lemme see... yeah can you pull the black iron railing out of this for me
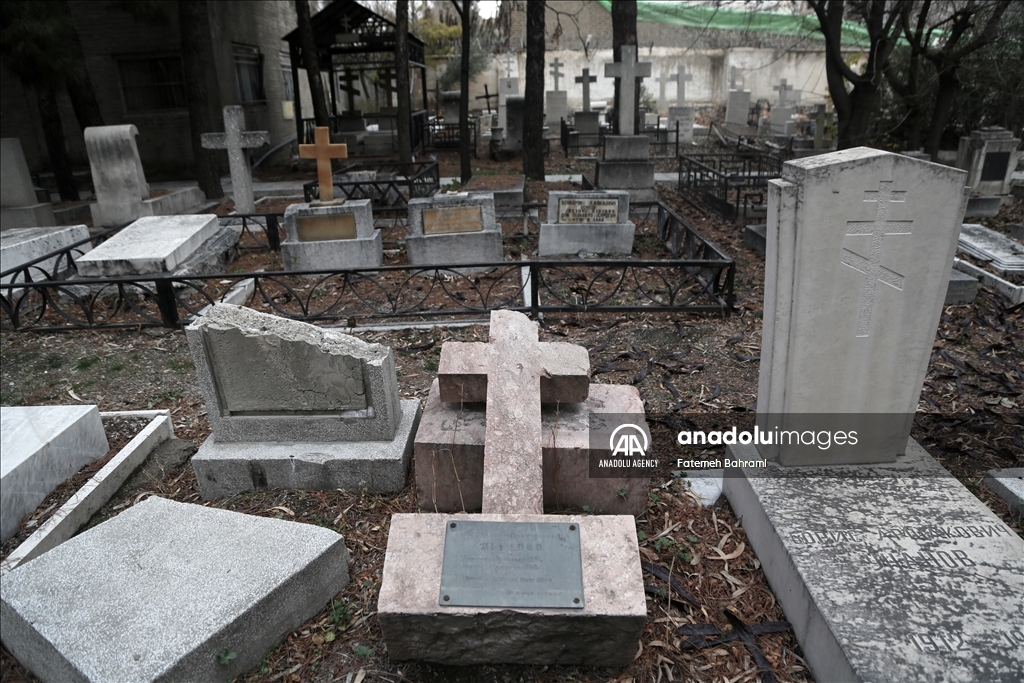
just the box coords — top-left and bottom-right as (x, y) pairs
(560, 118), (607, 157)
(301, 111), (428, 154)
(302, 161), (440, 208)
(422, 119), (479, 158)
(677, 152), (782, 220)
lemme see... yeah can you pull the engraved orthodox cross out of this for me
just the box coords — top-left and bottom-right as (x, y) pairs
(605, 45), (652, 135)
(438, 310), (589, 514)
(549, 58), (565, 91)
(299, 127), (348, 203)
(575, 68), (597, 112)
(841, 181), (912, 338)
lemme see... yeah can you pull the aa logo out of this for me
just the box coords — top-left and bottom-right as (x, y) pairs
(610, 424), (648, 457)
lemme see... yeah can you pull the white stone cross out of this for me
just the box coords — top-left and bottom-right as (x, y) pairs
(503, 52), (516, 77)
(841, 181), (913, 338)
(437, 310), (589, 514)
(575, 68), (597, 112)
(549, 57), (565, 92)
(201, 106), (269, 214)
(675, 69), (693, 105)
(656, 71), (671, 113)
(774, 79), (794, 107)
(604, 45), (652, 135)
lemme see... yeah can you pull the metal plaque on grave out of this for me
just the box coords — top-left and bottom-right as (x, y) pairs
(438, 520), (585, 608)
(296, 213), (357, 241)
(423, 205), (484, 234)
(981, 151), (1011, 183)
(558, 197), (619, 224)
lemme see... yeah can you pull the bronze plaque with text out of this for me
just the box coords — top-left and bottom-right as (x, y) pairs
(423, 206), (484, 235)
(296, 213), (357, 241)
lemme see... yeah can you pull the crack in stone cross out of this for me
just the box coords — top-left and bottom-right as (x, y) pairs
(841, 181), (913, 338)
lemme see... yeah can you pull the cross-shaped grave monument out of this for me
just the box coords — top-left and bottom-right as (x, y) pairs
(656, 71), (671, 114)
(502, 52), (516, 76)
(575, 67), (597, 112)
(475, 84), (496, 112)
(376, 67), (396, 108)
(813, 103), (834, 150)
(378, 310), (646, 665)
(546, 57), (568, 126)
(774, 78), (794, 106)
(675, 68), (693, 105)
(548, 57), (564, 92)
(299, 126), (348, 203)
(337, 69), (361, 112)
(604, 44), (651, 135)
(201, 106), (269, 214)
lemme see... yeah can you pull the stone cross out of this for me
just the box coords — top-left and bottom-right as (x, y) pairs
(201, 106), (269, 214)
(675, 69), (693, 105)
(575, 68), (597, 112)
(299, 127), (348, 203)
(774, 78), (794, 107)
(475, 84), (496, 111)
(841, 181), (913, 338)
(437, 310), (589, 514)
(604, 45), (652, 135)
(338, 69), (361, 112)
(503, 52), (515, 77)
(548, 57), (565, 91)
(377, 68), (396, 108)
(656, 71), (671, 113)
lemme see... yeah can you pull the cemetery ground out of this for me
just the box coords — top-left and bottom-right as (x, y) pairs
(1, 161), (1022, 683)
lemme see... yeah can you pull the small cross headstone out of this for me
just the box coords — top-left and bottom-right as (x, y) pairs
(675, 69), (693, 105)
(438, 310), (589, 514)
(604, 45), (652, 135)
(475, 84), (496, 112)
(201, 106), (269, 214)
(773, 78), (794, 107)
(299, 127), (348, 203)
(575, 68), (597, 112)
(656, 71), (671, 114)
(503, 52), (515, 77)
(548, 57), (565, 92)
(337, 69), (361, 112)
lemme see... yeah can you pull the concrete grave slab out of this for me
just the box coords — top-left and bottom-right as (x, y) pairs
(985, 468), (1023, 514)
(958, 223), (1024, 274)
(405, 193), (502, 269)
(725, 89), (751, 127)
(0, 496), (349, 683)
(75, 214), (219, 277)
(724, 440), (1024, 683)
(744, 223), (766, 255)
(463, 174), (524, 209)
(281, 198), (382, 271)
(952, 257), (1024, 305)
(1, 225), (90, 283)
(378, 512), (646, 667)
(539, 190), (634, 256)
(0, 405), (109, 543)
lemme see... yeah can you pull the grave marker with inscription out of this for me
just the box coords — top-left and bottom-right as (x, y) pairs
(955, 127), (1021, 197)
(281, 198), (380, 270)
(540, 190), (634, 256)
(406, 193), (502, 269)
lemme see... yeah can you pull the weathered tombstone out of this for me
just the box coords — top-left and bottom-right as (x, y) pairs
(574, 110), (601, 136)
(0, 405), (108, 542)
(545, 57), (568, 125)
(575, 67), (597, 112)
(188, 304), (421, 497)
(75, 214), (236, 278)
(656, 71), (671, 114)
(0, 225), (90, 285)
(667, 105), (695, 145)
(504, 94), (525, 151)
(603, 45), (652, 135)
(441, 91), (461, 123)
(722, 147), (1024, 683)
(773, 78), (794, 106)
(538, 189), (634, 256)
(0, 496), (349, 683)
(405, 192), (503, 268)
(200, 106), (269, 214)
(770, 105), (795, 135)
(497, 77), (519, 133)
(725, 89), (751, 126)
(956, 127), (1021, 196)
(594, 135), (656, 203)
(378, 310), (647, 666)
(0, 138), (55, 230)
(813, 103), (835, 151)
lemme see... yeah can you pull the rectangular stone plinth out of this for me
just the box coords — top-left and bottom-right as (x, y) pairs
(76, 214), (219, 277)
(281, 231), (382, 270)
(192, 399), (421, 498)
(415, 381), (648, 515)
(0, 496), (348, 683)
(1, 405), (109, 542)
(538, 221), (635, 256)
(595, 161), (655, 190)
(378, 512), (646, 666)
(723, 440), (1024, 683)
(406, 230), (503, 270)
(282, 199), (381, 270)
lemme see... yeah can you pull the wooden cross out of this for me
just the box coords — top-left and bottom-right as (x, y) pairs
(675, 69), (693, 105)
(377, 68), (396, 108)
(438, 310), (590, 514)
(475, 84), (496, 111)
(548, 57), (565, 91)
(575, 68), (597, 112)
(774, 79), (794, 107)
(299, 126), (348, 203)
(604, 45), (652, 135)
(337, 69), (361, 112)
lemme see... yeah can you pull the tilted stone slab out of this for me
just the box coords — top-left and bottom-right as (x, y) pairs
(0, 405), (108, 542)
(958, 223), (1024, 274)
(378, 512), (646, 667)
(723, 440), (1024, 683)
(415, 380), (649, 515)
(0, 496), (349, 683)
(76, 214), (219, 277)
(1, 225), (90, 284)
(187, 304), (402, 443)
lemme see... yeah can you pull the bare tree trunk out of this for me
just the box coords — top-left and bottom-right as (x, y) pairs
(455, 0), (472, 183)
(295, 0), (330, 128)
(36, 87), (79, 201)
(522, 0), (545, 179)
(924, 70), (960, 159)
(179, 0), (223, 200)
(57, 0), (104, 130)
(611, 0), (638, 135)
(395, 0), (413, 163)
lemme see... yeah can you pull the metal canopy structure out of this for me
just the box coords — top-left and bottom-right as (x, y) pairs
(283, 0), (429, 147)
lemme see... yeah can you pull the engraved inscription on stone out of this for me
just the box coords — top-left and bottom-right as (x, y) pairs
(438, 520), (584, 608)
(203, 327), (366, 415)
(558, 197), (619, 224)
(296, 213), (357, 241)
(423, 206), (483, 235)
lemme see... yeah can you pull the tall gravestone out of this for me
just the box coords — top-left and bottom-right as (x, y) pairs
(596, 47), (656, 203)
(497, 77), (518, 133)
(668, 105), (695, 145)
(725, 89), (751, 126)
(0, 138), (54, 230)
(504, 95), (525, 151)
(723, 147), (1024, 683)
(545, 58), (568, 125)
(441, 91), (461, 123)
(674, 68), (693, 106)
(201, 106), (268, 214)
(956, 126), (1021, 197)
(378, 311), (646, 666)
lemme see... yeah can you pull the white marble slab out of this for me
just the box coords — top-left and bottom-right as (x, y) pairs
(76, 214), (219, 277)
(958, 223), (1024, 274)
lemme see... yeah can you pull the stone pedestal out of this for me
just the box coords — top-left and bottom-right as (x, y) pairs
(539, 189), (634, 256)
(667, 106), (694, 145)
(594, 136), (656, 204)
(281, 198), (382, 271)
(725, 89), (751, 126)
(574, 111), (601, 136)
(406, 193), (503, 269)
(955, 127), (1021, 196)
(545, 91), (568, 127)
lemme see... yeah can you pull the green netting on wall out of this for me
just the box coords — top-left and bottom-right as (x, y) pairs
(594, 0), (873, 47)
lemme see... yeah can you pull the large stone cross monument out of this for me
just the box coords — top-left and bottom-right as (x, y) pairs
(675, 68), (693, 105)
(201, 106), (269, 214)
(299, 126), (348, 203)
(604, 45), (651, 135)
(575, 67), (597, 113)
